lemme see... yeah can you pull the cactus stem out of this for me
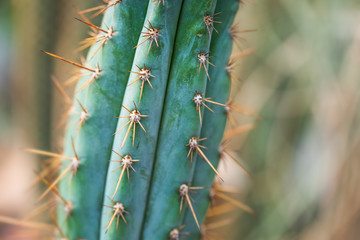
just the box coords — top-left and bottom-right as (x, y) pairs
(204, 12), (222, 39)
(179, 184), (204, 230)
(111, 151), (140, 200)
(198, 52), (215, 81)
(113, 102), (148, 148)
(104, 199), (128, 233)
(128, 64), (155, 104)
(134, 20), (162, 58)
(186, 137), (224, 182)
(75, 18), (114, 59)
(229, 24), (256, 50)
(193, 91), (227, 126)
(169, 225), (188, 240)
(42, 51), (102, 91)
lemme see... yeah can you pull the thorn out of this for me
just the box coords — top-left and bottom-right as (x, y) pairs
(25, 144), (80, 201)
(75, 18), (114, 59)
(192, 91), (227, 126)
(42, 51), (101, 91)
(0, 216), (54, 231)
(198, 52), (215, 81)
(134, 20), (162, 58)
(49, 210), (66, 239)
(67, 100), (90, 134)
(113, 103), (148, 149)
(128, 64), (155, 103)
(186, 137), (223, 181)
(207, 203), (235, 217)
(169, 225), (189, 240)
(51, 75), (72, 106)
(211, 184), (254, 214)
(34, 171), (70, 209)
(178, 184), (204, 231)
(204, 12), (222, 39)
(226, 48), (255, 86)
(223, 123), (256, 140)
(104, 201), (128, 233)
(229, 23), (256, 50)
(42, 51), (95, 72)
(79, 0), (123, 19)
(225, 101), (261, 128)
(219, 144), (251, 177)
(110, 152), (140, 199)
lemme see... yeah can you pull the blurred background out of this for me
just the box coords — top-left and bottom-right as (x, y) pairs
(0, 0), (359, 239)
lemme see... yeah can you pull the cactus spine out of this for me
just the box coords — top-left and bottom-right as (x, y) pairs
(38, 0), (243, 239)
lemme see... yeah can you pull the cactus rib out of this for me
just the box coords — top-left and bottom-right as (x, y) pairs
(58, 2), (148, 239)
(100, 1), (183, 239)
(182, 0), (240, 238)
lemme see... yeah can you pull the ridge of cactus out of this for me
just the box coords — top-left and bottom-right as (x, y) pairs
(58, 2), (148, 239)
(100, 1), (183, 239)
(182, 0), (240, 238)
(140, 1), (218, 239)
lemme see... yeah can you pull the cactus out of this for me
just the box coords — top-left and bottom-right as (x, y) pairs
(24, 0), (248, 239)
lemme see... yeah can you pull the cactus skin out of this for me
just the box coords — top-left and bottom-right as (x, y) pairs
(59, 2), (148, 239)
(54, 0), (240, 239)
(140, 1), (217, 239)
(100, 1), (182, 239)
(183, 0), (239, 238)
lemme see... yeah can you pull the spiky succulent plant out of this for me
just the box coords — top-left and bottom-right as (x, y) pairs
(20, 0), (253, 239)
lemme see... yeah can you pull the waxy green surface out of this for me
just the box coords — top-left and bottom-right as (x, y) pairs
(100, 1), (182, 239)
(141, 0), (217, 239)
(59, 1), (148, 239)
(183, 0), (239, 239)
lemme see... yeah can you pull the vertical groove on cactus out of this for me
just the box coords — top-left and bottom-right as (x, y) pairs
(58, 2), (148, 239)
(140, 1), (217, 239)
(182, 0), (240, 238)
(100, 1), (183, 239)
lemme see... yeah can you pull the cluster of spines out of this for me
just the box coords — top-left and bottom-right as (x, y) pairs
(0, 0), (258, 239)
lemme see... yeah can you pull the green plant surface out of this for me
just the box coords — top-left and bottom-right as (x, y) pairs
(100, 1), (182, 239)
(58, 1), (148, 239)
(182, 0), (239, 238)
(140, 1), (218, 239)
(36, 0), (243, 239)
